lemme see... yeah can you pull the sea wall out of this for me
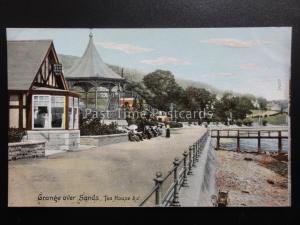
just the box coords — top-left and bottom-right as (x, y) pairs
(8, 141), (46, 160)
(80, 133), (128, 147)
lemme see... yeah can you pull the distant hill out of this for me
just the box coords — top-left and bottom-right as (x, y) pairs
(58, 54), (229, 96)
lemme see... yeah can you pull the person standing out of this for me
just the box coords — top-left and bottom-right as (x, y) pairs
(166, 123), (170, 138)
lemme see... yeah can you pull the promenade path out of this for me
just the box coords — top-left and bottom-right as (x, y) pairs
(9, 126), (206, 206)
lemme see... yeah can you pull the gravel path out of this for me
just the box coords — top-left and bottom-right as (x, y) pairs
(9, 126), (206, 206)
(215, 150), (289, 206)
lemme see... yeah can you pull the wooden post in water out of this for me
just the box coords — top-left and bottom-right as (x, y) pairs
(257, 131), (261, 153)
(216, 130), (220, 150)
(278, 131), (282, 153)
(236, 130), (240, 152)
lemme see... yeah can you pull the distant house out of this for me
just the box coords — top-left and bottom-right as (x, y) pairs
(8, 40), (80, 150)
(266, 102), (281, 111)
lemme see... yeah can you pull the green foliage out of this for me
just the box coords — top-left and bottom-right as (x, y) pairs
(264, 113), (288, 125)
(142, 70), (186, 111)
(257, 97), (268, 110)
(8, 128), (25, 143)
(213, 92), (255, 122)
(184, 86), (216, 111)
(235, 119), (243, 126)
(262, 118), (268, 126)
(169, 121), (183, 128)
(243, 118), (253, 126)
(80, 115), (124, 136)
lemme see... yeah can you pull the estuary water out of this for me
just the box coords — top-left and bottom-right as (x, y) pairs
(210, 124), (289, 153)
(218, 138), (289, 152)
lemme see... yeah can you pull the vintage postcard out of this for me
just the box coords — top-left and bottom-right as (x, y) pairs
(7, 28), (291, 207)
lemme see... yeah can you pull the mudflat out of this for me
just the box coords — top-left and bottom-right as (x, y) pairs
(215, 150), (289, 206)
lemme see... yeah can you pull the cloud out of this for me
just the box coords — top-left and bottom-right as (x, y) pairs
(239, 63), (259, 69)
(209, 72), (236, 78)
(201, 38), (268, 48)
(96, 41), (154, 54)
(140, 57), (191, 65)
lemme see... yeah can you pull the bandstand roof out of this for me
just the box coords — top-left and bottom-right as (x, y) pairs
(65, 33), (124, 81)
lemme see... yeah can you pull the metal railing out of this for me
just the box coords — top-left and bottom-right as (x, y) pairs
(138, 130), (209, 207)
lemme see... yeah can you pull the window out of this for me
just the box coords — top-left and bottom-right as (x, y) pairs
(51, 96), (65, 128)
(33, 96), (50, 128)
(68, 96), (74, 129)
(74, 98), (79, 129)
(9, 95), (19, 106)
(32, 95), (65, 129)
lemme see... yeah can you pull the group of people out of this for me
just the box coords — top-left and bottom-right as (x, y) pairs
(127, 122), (171, 142)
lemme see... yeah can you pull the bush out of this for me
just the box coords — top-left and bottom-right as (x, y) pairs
(236, 119), (243, 126)
(8, 128), (25, 143)
(169, 121), (183, 128)
(80, 115), (125, 136)
(243, 118), (253, 126)
(262, 118), (268, 126)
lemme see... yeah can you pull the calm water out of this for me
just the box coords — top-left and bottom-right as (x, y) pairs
(210, 125), (289, 153)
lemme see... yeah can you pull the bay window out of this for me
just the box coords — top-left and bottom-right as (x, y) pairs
(51, 96), (65, 128)
(32, 95), (79, 130)
(68, 96), (74, 129)
(33, 95), (50, 128)
(74, 97), (79, 129)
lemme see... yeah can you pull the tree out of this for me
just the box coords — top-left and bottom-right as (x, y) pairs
(184, 86), (216, 111)
(137, 70), (185, 111)
(257, 97), (268, 110)
(233, 96), (255, 120)
(213, 92), (255, 122)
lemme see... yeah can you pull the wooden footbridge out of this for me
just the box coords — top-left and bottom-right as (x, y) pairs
(210, 127), (288, 153)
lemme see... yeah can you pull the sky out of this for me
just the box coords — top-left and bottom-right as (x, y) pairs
(7, 28), (291, 101)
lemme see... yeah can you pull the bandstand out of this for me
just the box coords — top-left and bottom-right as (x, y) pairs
(65, 32), (126, 119)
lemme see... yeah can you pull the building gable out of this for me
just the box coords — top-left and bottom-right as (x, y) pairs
(30, 43), (68, 90)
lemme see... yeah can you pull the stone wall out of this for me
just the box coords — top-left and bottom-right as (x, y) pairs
(23, 130), (80, 151)
(8, 141), (46, 160)
(80, 133), (128, 147)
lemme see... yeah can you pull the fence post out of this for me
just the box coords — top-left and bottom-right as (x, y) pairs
(182, 150), (189, 187)
(188, 146), (193, 175)
(257, 131), (261, 153)
(195, 141), (199, 162)
(171, 157), (180, 207)
(154, 171), (163, 207)
(278, 131), (282, 153)
(197, 138), (201, 156)
(216, 130), (220, 150)
(236, 130), (240, 152)
(192, 143), (197, 167)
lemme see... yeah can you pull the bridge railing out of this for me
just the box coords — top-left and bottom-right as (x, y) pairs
(138, 131), (209, 207)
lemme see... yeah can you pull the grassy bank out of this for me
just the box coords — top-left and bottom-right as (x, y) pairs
(253, 113), (288, 125)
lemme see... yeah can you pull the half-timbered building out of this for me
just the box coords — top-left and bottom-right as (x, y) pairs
(8, 40), (80, 150)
